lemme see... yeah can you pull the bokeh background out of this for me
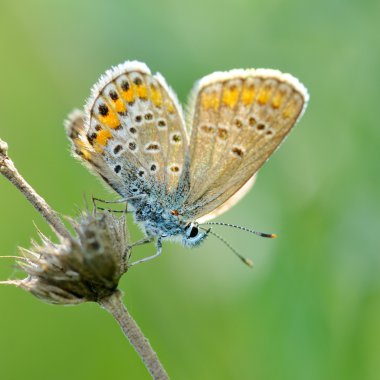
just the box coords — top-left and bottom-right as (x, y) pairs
(0, 0), (379, 379)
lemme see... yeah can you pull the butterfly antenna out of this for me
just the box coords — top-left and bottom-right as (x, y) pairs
(200, 227), (253, 268)
(202, 222), (277, 239)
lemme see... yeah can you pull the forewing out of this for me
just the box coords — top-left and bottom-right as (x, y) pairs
(66, 61), (188, 200)
(182, 69), (309, 220)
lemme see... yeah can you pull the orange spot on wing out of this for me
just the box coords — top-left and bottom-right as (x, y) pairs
(150, 85), (163, 107)
(74, 138), (94, 159)
(222, 86), (239, 108)
(81, 149), (92, 160)
(113, 98), (126, 113)
(122, 88), (135, 103)
(201, 91), (219, 111)
(96, 129), (112, 146)
(271, 91), (285, 109)
(99, 112), (120, 129)
(257, 85), (274, 105)
(165, 99), (175, 113)
(134, 83), (148, 100)
(242, 85), (255, 105)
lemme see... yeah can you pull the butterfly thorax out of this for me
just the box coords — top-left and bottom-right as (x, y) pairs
(132, 198), (183, 237)
(131, 197), (208, 247)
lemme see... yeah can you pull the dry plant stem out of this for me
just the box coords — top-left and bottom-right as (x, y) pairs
(99, 290), (170, 380)
(0, 138), (71, 240)
(0, 138), (169, 378)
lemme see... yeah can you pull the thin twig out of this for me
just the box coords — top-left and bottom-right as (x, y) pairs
(99, 290), (170, 380)
(0, 138), (71, 240)
(1, 138), (170, 378)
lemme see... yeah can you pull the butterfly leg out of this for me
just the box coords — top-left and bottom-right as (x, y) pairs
(128, 236), (154, 249)
(129, 237), (162, 267)
(92, 196), (131, 205)
(123, 235), (154, 262)
(123, 235), (154, 263)
(92, 194), (146, 213)
(94, 206), (133, 214)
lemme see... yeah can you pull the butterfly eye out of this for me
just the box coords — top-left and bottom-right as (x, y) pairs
(189, 226), (199, 238)
(185, 223), (199, 239)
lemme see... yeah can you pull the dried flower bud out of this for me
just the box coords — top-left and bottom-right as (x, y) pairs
(5, 210), (130, 305)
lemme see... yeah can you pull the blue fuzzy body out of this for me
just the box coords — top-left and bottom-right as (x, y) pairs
(129, 196), (207, 247)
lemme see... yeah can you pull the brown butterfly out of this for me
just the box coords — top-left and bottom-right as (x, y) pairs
(66, 61), (309, 266)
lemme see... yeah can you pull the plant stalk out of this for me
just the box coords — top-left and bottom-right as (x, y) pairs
(99, 290), (169, 380)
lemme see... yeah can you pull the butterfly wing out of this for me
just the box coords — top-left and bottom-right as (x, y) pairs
(66, 61), (189, 203)
(181, 69), (309, 221)
(196, 173), (257, 224)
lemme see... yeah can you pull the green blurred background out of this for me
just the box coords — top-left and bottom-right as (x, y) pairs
(0, 0), (379, 379)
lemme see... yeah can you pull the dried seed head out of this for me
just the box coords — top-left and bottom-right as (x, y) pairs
(4, 210), (130, 305)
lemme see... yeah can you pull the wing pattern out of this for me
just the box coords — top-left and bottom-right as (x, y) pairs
(66, 61), (189, 202)
(181, 69), (309, 220)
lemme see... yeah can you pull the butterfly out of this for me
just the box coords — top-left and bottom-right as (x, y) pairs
(65, 61), (309, 266)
